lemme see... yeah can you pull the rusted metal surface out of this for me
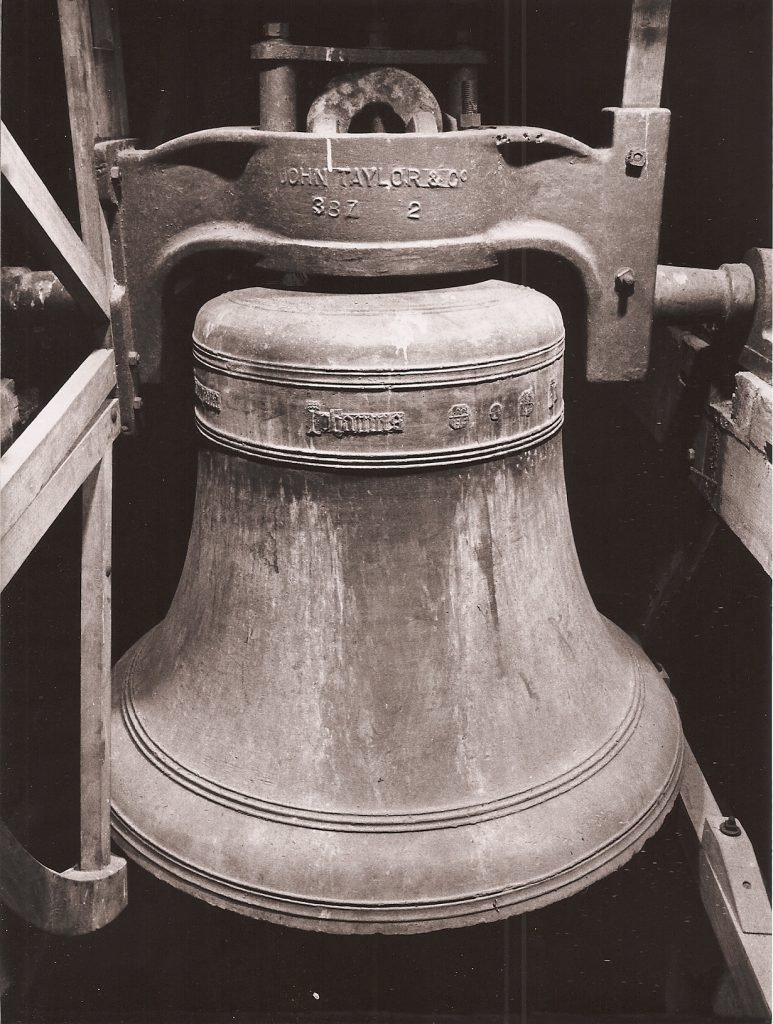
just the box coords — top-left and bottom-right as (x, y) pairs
(1, 267), (76, 318)
(739, 247), (772, 383)
(307, 67), (442, 134)
(250, 40), (488, 67)
(653, 262), (756, 325)
(100, 107), (669, 394)
(111, 280), (683, 933)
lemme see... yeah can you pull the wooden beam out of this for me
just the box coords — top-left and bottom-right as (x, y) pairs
(0, 349), (116, 538)
(691, 372), (772, 576)
(0, 123), (110, 322)
(58, 0), (139, 430)
(80, 448), (113, 870)
(89, 0), (130, 140)
(622, 0), (672, 108)
(57, 0), (111, 271)
(0, 820), (126, 936)
(1, 399), (119, 590)
(679, 744), (772, 1019)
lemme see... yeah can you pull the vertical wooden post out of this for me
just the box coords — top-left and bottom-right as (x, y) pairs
(56, 0), (111, 275)
(79, 448), (113, 870)
(89, 0), (130, 141)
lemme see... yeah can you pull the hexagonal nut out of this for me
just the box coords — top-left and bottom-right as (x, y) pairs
(614, 268), (636, 294)
(458, 111), (482, 129)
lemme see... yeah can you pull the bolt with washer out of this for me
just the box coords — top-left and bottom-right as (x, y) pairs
(719, 816), (742, 838)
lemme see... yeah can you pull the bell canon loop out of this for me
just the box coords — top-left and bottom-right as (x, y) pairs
(111, 279), (684, 934)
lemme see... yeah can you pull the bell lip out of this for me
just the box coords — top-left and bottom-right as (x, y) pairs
(119, 606), (643, 833)
(110, 732), (683, 934)
(110, 667), (684, 935)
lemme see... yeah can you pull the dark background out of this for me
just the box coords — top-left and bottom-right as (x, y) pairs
(1, 0), (771, 1020)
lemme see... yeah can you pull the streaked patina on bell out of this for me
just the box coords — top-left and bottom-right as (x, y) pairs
(111, 280), (683, 933)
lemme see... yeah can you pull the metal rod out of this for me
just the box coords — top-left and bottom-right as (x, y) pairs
(259, 22), (297, 132)
(654, 263), (756, 324)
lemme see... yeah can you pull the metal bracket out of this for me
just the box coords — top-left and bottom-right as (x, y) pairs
(100, 106), (669, 391)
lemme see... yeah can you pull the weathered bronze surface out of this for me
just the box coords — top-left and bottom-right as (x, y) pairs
(111, 280), (684, 933)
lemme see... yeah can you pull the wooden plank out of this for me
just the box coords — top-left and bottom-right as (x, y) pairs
(0, 820), (126, 935)
(691, 373), (772, 576)
(58, 1), (139, 429)
(1, 123), (110, 322)
(679, 744), (772, 1019)
(622, 0), (672, 107)
(89, 0), (130, 140)
(0, 349), (116, 537)
(57, 0), (111, 271)
(80, 448), (112, 870)
(1, 399), (119, 590)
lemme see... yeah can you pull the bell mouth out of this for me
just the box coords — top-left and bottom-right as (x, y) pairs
(111, 623), (683, 935)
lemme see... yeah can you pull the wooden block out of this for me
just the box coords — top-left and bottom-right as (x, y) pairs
(0, 398), (119, 590)
(691, 372), (772, 576)
(0, 820), (126, 936)
(0, 348), (116, 537)
(0, 123), (110, 322)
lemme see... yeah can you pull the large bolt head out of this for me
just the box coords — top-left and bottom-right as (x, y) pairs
(615, 268), (636, 294)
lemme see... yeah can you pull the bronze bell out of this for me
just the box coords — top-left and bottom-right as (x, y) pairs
(111, 279), (684, 933)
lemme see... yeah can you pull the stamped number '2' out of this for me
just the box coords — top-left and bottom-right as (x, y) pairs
(407, 201), (421, 220)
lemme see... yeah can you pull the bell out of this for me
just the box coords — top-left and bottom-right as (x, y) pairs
(111, 279), (684, 934)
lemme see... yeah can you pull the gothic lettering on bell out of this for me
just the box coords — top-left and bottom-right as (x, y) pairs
(279, 166), (469, 189)
(448, 403), (471, 430)
(306, 402), (405, 438)
(489, 401), (503, 423)
(518, 388), (535, 418)
(193, 375), (222, 411)
(548, 379), (558, 411)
